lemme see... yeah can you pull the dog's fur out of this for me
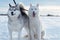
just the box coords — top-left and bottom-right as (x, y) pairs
(8, 4), (25, 40)
(8, 3), (30, 40)
(19, 3), (31, 38)
(28, 4), (43, 40)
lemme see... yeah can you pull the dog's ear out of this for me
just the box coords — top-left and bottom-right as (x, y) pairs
(16, 4), (18, 7)
(37, 4), (39, 7)
(13, 0), (16, 5)
(9, 4), (12, 7)
(30, 3), (32, 7)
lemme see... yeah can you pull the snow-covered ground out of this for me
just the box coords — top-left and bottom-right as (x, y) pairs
(0, 16), (60, 40)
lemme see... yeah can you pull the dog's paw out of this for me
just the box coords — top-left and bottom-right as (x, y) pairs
(41, 31), (45, 39)
(34, 34), (38, 39)
(24, 35), (29, 38)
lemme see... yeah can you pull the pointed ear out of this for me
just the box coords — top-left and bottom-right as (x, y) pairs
(13, 0), (16, 5)
(30, 3), (32, 7)
(37, 4), (39, 7)
(9, 4), (12, 7)
(16, 4), (18, 7)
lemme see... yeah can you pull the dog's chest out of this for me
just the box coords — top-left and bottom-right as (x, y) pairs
(30, 17), (40, 27)
(8, 20), (22, 31)
(11, 21), (20, 25)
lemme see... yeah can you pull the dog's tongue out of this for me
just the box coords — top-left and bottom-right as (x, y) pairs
(33, 12), (35, 17)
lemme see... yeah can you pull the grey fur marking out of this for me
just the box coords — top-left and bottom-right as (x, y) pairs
(8, 4), (20, 22)
(13, 0), (16, 5)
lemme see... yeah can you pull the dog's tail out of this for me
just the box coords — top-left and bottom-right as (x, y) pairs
(19, 3), (28, 17)
(13, 0), (17, 5)
(19, 3), (28, 11)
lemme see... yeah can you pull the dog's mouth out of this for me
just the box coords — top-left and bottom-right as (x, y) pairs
(33, 11), (35, 17)
(11, 12), (14, 16)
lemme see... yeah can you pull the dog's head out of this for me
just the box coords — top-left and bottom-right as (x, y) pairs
(8, 4), (21, 20)
(28, 4), (39, 17)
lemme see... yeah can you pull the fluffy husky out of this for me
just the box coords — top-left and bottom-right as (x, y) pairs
(19, 3), (30, 37)
(8, 3), (24, 40)
(8, 0), (30, 40)
(28, 4), (44, 40)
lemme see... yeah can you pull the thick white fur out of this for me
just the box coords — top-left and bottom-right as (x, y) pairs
(28, 4), (43, 40)
(8, 5), (24, 40)
(18, 3), (31, 39)
(8, 3), (31, 40)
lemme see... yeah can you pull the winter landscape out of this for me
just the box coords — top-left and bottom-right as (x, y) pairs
(0, 0), (60, 40)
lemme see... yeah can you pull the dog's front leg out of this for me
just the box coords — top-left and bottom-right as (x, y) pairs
(18, 26), (23, 40)
(9, 31), (12, 40)
(30, 29), (35, 40)
(36, 28), (41, 40)
(18, 31), (21, 40)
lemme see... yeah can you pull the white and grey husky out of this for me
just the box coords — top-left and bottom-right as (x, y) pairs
(8, 0), (30, 40)
(28, 4), (44, 40)
(8, 3), (24, 40)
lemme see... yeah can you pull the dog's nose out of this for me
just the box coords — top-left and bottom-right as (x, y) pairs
(33, 11), (35, 17)
(33, 11), (35, 14)
(33, 11), (35, 13)
(11, 12), (14, 15)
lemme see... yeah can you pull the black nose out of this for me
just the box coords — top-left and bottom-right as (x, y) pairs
(33, 11), (35, 14)
(33, 11), (35, 17)
(33, 11), (35, 13)
(11, 12), (14, 15)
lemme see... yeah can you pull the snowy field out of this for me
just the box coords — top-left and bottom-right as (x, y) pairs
(0, 0), (60, 40)
(0, 16), (60, 40)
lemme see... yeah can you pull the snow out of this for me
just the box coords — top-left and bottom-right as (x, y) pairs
(0, 16), (60, 40)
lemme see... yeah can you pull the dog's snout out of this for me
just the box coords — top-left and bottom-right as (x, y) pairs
(33, 11), (35, 13)
(11, 12), (13, 14)
(33, 11), (35, 17)
(11, 12), (14, 15)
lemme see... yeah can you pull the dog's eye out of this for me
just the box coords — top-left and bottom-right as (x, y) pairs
(14, 9), (16, 11)
(31, 9), (33, 10)
(35, 8), (37, 10)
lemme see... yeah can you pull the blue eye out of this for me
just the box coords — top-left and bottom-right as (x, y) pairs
(35, 8), (37, 10)
(31, 9), (33, 10)
(14, 9), (16, 11)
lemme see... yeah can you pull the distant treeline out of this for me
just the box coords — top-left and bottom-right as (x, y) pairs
(0, 14), (60, 17)
(0, 14), (8, 16)
(40, 14), (60, 17)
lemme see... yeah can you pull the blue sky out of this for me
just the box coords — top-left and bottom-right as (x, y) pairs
(0, 0), (60, 7)
(0, 0), (60, 14)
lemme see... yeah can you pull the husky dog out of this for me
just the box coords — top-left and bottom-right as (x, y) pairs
(8, 0), (31, 40)
(8, 3), (24, 40)
(28, 4), (43, 40)
(19, 3), (32, 40)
